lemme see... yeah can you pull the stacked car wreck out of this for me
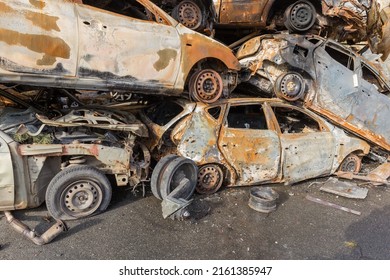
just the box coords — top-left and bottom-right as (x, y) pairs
(1, 0), (390, 244)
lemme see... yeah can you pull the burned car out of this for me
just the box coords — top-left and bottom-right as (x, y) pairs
(237, 34), (390, 152)
(80, 0), (386, 46)
(0, 104), (151, 222)
(159, 0), (385, 45)
(0, 0), (240, 103)
(140, 98), (370, 195)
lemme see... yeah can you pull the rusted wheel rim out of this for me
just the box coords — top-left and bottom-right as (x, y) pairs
(340, 154), (362, 174)
(191, 69), (223, 103)
(177, 1), (202, 30)
(196, 164), (223, 194)
(62, 180), (103, 217)
(286, 1), (316, 32)
(275, 72), (305, 101)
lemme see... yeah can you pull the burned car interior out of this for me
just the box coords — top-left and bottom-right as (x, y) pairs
(1, 0), (390, 245)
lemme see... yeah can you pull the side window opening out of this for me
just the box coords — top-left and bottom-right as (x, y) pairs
(361, 64), (388, 93)
(324, 45), (354, 70)
(272, 106), (320, 133)
(83, 0), (169, 24)
(144, 101), (183, 126)
(207, 106), (221, 120)
(226, 104), (267, 130)
(293, 45), (308, 57)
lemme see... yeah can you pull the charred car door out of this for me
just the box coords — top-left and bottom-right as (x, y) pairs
(218, 102), (280, 186)
(0, 0), (78, 79)
(75, 0), (181, 91)
(270, 104), (335, 184)
(217, 0), (267, 25)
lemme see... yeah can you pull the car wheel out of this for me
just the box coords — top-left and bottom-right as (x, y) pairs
(284, 0), (316, 32)
(172, 0), (203, 31)
(339, 153), (362, 174)
(274, 72), (305, 102)
(45, 165), (112, 220)
(189, 69), (224, 103)
(159, 157), (198, 200)
(150, 154), (179, 200)
(196, 164), (224, 194)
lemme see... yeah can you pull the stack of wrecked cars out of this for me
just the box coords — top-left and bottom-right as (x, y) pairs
(0, 0), (390, 245)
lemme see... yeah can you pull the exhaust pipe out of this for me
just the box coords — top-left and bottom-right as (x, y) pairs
(3, 211), (68, 245)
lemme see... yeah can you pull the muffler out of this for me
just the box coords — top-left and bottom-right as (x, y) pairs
(3, 211), (68, 245)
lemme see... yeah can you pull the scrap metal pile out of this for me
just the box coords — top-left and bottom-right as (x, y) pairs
(1, 0), (390, 244)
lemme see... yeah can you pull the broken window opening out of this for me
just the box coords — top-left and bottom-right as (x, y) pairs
(361, 63), (388, 93)
(293, 45), (308, 57)
(207, 106), (221, 120)
(324, 45), (354, 71)
(226, 104), (267, 130)
(144, 101), (183, 126)
(272, 106), (321, 134)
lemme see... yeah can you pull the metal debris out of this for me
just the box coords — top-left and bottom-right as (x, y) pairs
(3, 211), (67, 245)
(248, 187), (279, 213)
(306, 195), (361, 215)
(336, 161), (390, 185)
(320, 177), (368, 199)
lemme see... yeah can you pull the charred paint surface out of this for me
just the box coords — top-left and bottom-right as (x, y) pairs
(25, 11), (60, 32)
(154, 49), (177, 71)
(0, 28), (70, 59)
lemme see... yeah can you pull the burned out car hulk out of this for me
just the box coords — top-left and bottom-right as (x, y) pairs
(237, 34), (390, 152)
(0, 106), (151, 222)
(0, 0), (240, 103)
(140, 98), (370, 195)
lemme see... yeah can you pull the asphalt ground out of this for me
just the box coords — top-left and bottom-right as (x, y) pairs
(1, 176), (390, 260)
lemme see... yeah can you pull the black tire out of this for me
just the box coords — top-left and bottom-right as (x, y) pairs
(284, 0), (316, 32)
(45, 165), (112, 220)
(159, 157), (198, 200)
(150, 154), (179, 200)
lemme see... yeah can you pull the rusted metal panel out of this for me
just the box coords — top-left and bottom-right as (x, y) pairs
(76, 2), (181, 88)
(280, 132), (335, 184)
(36, 109), (148, 137)
(218, 0), (267, 25)
(176, 105), (225, 165)
(219, 127), (280, 185)
(0, 0), (78, 76)
(18, 143), (132, 172)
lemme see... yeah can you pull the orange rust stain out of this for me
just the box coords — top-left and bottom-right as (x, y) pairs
(37, 54), (56, 65)
(0, 28), (70, 59)
(89, 145), (99, 156)
(25, 11), (60, 32)
(29, 0), (46, 9)
(0, 2), (14, 13)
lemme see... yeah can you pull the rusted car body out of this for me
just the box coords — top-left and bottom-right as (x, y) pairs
(140, 98), (370, 194)
(237, 34), (390, 152)
(0, 105), (150, 220)
(160, 0), (387, 46)
(0, 0), (240, 103)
